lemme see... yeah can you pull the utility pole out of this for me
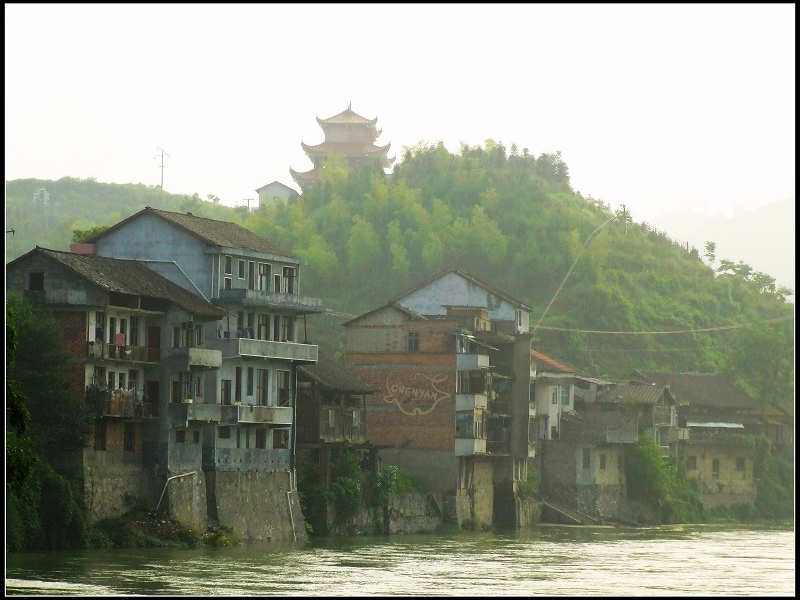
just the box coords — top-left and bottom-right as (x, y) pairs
(621, 204), (628, 235)
(155, 147), (170, 189)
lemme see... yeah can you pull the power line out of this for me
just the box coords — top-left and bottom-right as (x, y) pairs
(534, 314), (793, 335)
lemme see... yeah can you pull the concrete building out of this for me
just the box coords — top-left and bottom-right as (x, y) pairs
(343, 268), (536, 529)
(79, 207), (325, 541)
(255, 181), (299, 207)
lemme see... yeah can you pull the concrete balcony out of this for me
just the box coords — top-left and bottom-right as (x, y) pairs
(206, 337), (318, 363)
(665, 426), (690, 443)
(455, 437), (487, 456)
(456, 353), (490, 371)
(167, 401), (227, 427)
(169, 347), (222, 370)
(456, 393), (488, 411)
(87, 341), (161, 364)
(215, 288), (324, 314)
(231, 404), (293, 426)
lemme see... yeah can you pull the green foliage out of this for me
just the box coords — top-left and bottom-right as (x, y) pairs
(6, 296), (94, 463)
(753, 436), (794, 519)
(626, 435), (703, 524)
(297, 456), (332, 537)
(329, 448), (363, 523)
(370, 464), (398, 508)
(723, 320), (794, 403)
(71, 225), (109, 243)
(517, 466), (540, 499)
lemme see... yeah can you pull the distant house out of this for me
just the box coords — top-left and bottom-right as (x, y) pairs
(255, 181), (299, 207)
(631, 371), (760, 508)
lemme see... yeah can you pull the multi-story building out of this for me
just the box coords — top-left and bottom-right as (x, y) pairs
(343, 268), (535, 529)
(80, 207), (323, 541)
(290, 104), (395, 189)
(6, 247), (225, 527)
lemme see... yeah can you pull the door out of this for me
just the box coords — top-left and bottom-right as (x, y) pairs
(147, 327), (161, 362)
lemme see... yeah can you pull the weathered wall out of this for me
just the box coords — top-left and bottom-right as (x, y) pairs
(378, 448), (458, 495)
(82, 451), (163, 523)
(684, 442), (757, 508)
(340, 492), (445, 535)
(517, 497), (543, 528)
(210, 470), (306, 542)
(165, 470), (208, 533)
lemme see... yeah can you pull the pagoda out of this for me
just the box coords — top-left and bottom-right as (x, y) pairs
(290, 104), (395, 189)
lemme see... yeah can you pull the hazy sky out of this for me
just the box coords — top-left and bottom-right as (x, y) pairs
(5, 4), (795, 220)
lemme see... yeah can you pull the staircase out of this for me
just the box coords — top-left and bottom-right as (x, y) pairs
(541, 501), (601, 525)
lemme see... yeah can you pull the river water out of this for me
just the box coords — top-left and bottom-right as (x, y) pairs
(5, 523), (794, 596)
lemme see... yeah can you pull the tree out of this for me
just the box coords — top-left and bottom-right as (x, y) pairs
(6, 296), (94, 464)
(703, 241), (716, 267)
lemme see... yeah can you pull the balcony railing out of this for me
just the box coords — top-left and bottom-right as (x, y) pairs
(206, 336), (318, 363)
(215, 288), (324, 313)
(87, 341), (161, 363)
(685, 431), (751, 446)
(86, 388), (159, 418)
(456, 353), (490, 371)
(455, 437), (487, 456)
(168, 346), (223, 369)
(456, 393), (488, 411)
(235, 404), (292, 425)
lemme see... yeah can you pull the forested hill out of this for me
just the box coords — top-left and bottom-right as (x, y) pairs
(5, 142), (794, 398)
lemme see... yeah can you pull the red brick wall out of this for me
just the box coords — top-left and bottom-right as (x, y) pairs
(348, 363), (456, 452)
(52, 311), (88, 403)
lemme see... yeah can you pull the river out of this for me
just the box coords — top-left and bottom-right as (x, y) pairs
(5, 523), (794, 596)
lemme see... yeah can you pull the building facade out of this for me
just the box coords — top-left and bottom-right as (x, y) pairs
(343, 269), (536, 529)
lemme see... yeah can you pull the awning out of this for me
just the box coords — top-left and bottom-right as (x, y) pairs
(685, 422), (744, 429)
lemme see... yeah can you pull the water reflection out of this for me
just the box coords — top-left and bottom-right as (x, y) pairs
(6, 524), (794, 596)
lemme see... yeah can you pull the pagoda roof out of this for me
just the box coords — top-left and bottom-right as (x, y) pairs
(289, 167), (318, 185)
(301, 140), (393, 158)
(317, 104), (378, 129)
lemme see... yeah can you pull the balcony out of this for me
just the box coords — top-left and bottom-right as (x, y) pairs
(455, 437), (487, 456)
(86, 388), (159, 419)
(487, 439), (511, 455)
(215, 288), (324, 314)
(169, 346), (223, 369)
(87, 341), (161, 363)
(456, 393), (488, 411)
(665, 427), (690, 444)
(167, 401), (227, 428)
(206, 336), (318, 363)
(456, 353), (490, 371)
(318, 407), (367, 443)
(233, 404), (293, 426)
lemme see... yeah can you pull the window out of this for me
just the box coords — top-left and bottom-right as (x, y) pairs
(274, 273), (282, 293)
(193, 430), (201, 444)
(248, 261), (256, 290)
(235, 367), (242, 402)
(29, 271), (44, 291)
(455, 412), (474, 438)
(600, 454), (606, 470)
(273, 315), (281, 341)
(118, 372), (126, 390)
(255, 429), (267, 449)
(274, 429), (289, 449)
(687, 456), (697, 470)
(224, 255), (233, 275)
(224, 277), (232, 289)
(282, 266), (296, 294)
(108, 371), (116, 390)
(281, 316), (293, 341)
(219, 426), (231, 439)
(712, 458), (720, 479)
(129, 316), (139, 346)
(95, 312), (105, 341)
(247, 367), (254, 396)
(277, 370), (291, 406)
(736, 457), (745, 472)
(176, 430), (186, 444)
(551, 387), (558, 405)
(238, 259), (246, 279)
(407, 331), (420, 352)
(561, 386), (569, 406)
(257, 369), (269, 406)
(195, 324), (203, 345)
(128, 370), (139, 393)
(221, 380), (232, 405)
(257, 313), (270, 340)
(582, 447), (591, 469)
(259, 263), (272, 292)
(124, 423), (135, 451)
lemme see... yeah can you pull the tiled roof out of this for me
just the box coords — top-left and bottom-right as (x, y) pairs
(316, 105), (378, 127)
(596, 382), (674, 405)
(289, 168), (317, 184)
(342, 301), (427, 327)
(23, 247), (224, 318)
(391, 268), (532, 312)
(301, 141), (394, 159)
(631, 371), (755, 409)
(530, 349), (577, 375)
(298, 351), (376, 394)
(86, 207), (299, 259)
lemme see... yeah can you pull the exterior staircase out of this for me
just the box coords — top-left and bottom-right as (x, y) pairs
(541, 501), (601, 525)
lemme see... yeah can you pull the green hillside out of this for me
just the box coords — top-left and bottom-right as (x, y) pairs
(5, 142), (794, 393)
